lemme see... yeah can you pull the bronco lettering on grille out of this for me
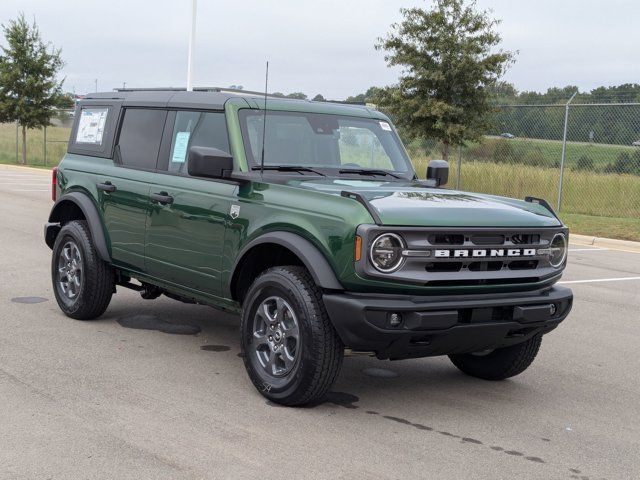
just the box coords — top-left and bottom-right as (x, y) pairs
(433, 248), (537, 258)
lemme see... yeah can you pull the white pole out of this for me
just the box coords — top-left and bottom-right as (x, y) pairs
(186, 0), (197, 91)
(557, 91), (577, 211)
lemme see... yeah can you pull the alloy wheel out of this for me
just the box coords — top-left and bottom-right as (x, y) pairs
(251, 296), (300, 377)
(57, 240), (83, 300)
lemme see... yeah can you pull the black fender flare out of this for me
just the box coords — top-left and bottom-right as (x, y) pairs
(46, 192), (111, 262)
(230, 231), (344, 295)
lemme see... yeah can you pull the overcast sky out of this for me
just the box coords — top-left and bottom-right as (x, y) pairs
(2, 0), (639, 98)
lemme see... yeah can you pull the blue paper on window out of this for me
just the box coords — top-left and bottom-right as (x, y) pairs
(172, 131), (191, 163)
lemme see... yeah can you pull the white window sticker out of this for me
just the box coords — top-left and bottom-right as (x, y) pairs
(379, 121), (392, 131)
(171, 131), (191, 163)
(76, 108), (108, 144)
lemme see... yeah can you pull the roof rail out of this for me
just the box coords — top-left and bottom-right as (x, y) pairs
(113, 86), (285, 98)
(111, 87), (371, 106)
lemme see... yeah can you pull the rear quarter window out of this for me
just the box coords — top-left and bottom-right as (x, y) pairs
(68, 103), (121, 158)
(75, 107), (109, 145)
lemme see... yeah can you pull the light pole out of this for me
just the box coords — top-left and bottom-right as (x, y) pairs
(186, 0), (197, 91)
(557, 91), (578, 211)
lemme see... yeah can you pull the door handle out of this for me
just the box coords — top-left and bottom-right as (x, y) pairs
(150, 192), (174, 205)
(96, 181), (117, 193)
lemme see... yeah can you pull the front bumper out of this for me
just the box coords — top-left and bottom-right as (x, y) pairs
(323, 286), (572, 360)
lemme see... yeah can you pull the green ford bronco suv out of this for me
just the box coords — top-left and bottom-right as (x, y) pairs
(45, 89), (572, 406)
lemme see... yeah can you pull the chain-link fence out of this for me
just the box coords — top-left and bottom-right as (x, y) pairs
(0, 109), (74, 167)
(1, 104), (639, 236)
(410, 103), (640, 228)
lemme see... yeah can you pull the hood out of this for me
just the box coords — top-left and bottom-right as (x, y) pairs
(289, 179), (561, 228)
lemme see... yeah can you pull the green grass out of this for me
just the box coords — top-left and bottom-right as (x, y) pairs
(482, 136), (639, 167)
(560, 213), (640, 242)
(0, 160), (52, 170)
(410, 136), (640, 171)
(411, 151), (640, 240)
(0, 122), (638, 241)
(0, 122), (69, 167)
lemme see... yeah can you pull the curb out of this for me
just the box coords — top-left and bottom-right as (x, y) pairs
(0, 164), (51, 173)
(571, 233), (640, 253)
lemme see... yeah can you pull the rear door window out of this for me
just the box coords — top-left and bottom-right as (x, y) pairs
(116, 109), (167, 170)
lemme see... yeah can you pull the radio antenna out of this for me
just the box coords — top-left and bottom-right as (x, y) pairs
(260, 61), (269, 178)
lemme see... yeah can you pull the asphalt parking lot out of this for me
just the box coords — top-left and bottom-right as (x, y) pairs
(0, 165), (638, 480)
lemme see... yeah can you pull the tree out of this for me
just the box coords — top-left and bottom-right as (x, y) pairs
(0, 14), (65, 164)
(58, 92), (75, 109)
(345, 87), (380, 104)
(286, 92), (307, 100)
(312, 94), (326, 102)
(487, 81), (518, 104)
(375, 0), (515, 160)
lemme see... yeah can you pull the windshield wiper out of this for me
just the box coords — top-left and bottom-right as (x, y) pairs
(251, 165), (326, 176)
(338, 168), (401, 179)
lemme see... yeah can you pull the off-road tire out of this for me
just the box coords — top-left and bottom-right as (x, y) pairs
(51, 220), (114, 320)
(240, 266), (344, 406)
(448, 334), (542, 380)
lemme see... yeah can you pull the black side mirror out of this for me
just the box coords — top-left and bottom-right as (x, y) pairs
(187, 146), (234, 179)
(426, 159), (449, 187)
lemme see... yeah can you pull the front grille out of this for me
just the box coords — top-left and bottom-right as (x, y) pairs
(470, 234), (505, 245)
(468, 261), (503, 272)
(425, 261), (461, 272)
(358, 226), (566, 287)
(508, 260), (539, 270)
(414, 229), (548, 283)
(429, 233), (465, 245)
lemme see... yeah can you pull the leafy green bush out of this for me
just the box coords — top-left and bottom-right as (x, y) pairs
(603, 152), (638, 175)
(573, 155), (594, 171)
(522, 147), (547, 167)
(493, 139), (515, 162)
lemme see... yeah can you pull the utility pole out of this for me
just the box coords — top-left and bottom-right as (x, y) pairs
(186, 0), (197, 91)
(94, 78), (98, 93)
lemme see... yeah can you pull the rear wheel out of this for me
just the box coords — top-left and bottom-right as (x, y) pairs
(51, 220), (114, 320)
(240, 266), (343, 406)
(448, 335), (542, 380)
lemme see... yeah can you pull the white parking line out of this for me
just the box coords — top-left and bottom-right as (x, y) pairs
(0, 174), (46, 177)
(0, 174), (49, 178)
(0, 182), (48, 187)
(559, 276), (640, 285)
(568, 248), (609, 252)
(9, 189), (50, 192)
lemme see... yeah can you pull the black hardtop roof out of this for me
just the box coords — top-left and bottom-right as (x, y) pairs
(82, 88), (371, 112)
(84, 90), (243, 110)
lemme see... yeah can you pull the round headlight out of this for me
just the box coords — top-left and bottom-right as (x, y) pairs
(549, 233), (567, 267)
(369, 233), (405, 272)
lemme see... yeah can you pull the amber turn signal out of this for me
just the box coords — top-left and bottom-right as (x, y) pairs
(354, 235), (362, 261)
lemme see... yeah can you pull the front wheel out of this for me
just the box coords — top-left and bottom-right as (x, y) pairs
(240, 266), (344, 406)
(448, 334), (542, 380)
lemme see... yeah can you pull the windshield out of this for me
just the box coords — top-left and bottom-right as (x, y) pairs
(238, 110), (414, 177)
